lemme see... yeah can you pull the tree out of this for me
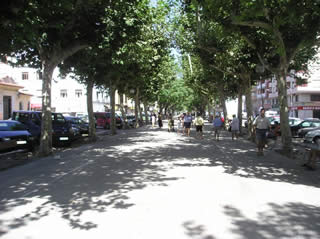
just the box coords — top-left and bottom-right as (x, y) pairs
(198, 0), (320, 154)
(6, 1), (147, 155)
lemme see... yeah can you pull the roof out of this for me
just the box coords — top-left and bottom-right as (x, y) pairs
(18, 90), (33, 96)
(0, 76), (23, 89)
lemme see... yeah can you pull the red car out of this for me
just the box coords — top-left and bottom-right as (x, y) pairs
(94, 112), (123, 129)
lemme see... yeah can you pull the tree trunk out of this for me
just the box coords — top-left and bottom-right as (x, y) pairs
(134, 88), (140, 128)
(138, 101), (143, 125)
(39, 62), (55, 156)
(87, 80), (96, 142)
(119, 93), (129, 129)
(220, 91), (228, 128)
(110, 84), (116, 135)
(244, 75), (254, 140)
(207, 97), (212, 121)
(144, 102), (149, 125)
(276, 69), (293, 154)
(237, 88), (243, 134)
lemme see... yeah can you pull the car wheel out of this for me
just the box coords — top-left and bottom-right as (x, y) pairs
(314, 137), (320, 146)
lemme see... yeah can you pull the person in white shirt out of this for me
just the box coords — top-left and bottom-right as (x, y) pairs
(151, 113), (156, 128)
(231, 114), (239, 140)
(253, 107), (271, 156)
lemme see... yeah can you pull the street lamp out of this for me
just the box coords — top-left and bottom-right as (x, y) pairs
(256, 64), (265, 108)
(129, 88), (135, 94)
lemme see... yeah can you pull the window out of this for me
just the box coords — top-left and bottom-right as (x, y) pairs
(311, 95), (320, 101)
(22, 72), (28, 80)
(19, 101), (23, 110)
(302, 122), (312, 127)
(60, 89), (67, 98)
(75, 89), (82, 98)
(38, 71), (43, 80)
(296, 95), (299, 102)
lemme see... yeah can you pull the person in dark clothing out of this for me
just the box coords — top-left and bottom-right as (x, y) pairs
(158, 113), (163, 128)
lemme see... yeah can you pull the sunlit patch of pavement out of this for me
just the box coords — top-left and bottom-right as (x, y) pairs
(0, 123), (320, 239)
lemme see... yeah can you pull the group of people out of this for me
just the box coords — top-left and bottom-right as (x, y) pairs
(151, 111), (241, 141)
(151, 113), (163, 129)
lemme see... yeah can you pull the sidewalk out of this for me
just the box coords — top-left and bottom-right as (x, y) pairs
(0, 123), (319, 239)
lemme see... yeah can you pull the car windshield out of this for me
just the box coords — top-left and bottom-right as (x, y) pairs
(267, 117), (275, 122)
(72, 118), (82, 124)
(0, 122), (27, 131)
(52, 113), (66, 124)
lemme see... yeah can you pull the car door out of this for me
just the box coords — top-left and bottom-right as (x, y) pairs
(29, 113), (41, 138)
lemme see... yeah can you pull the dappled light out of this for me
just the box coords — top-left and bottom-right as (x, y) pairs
(0, 124), (319, 237)
(224, 203), (320, 239)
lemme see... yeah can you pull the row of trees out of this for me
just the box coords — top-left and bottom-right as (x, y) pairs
(174, 0), (320, 155)
(1, 0), (182, 156)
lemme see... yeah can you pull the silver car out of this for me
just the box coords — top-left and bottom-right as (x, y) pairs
(304, 129), (320, 151)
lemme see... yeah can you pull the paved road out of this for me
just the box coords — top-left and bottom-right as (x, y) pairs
(0, 123), (320, 239)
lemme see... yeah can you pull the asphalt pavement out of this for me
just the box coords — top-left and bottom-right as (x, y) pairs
(0, 122), (319, 239)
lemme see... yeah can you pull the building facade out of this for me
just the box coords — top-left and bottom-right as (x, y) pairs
(251, 65), (320, 119)
(0, 61), (135, 117)
(0, 75), (32, 120)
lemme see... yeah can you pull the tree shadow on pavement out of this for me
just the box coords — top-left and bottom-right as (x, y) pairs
(0, 125), (319, 236)
(223, 202), (320, 239)
(182, 221), (216, 239)
(0, 128), (184, 235)
(197, 125), (320, 188)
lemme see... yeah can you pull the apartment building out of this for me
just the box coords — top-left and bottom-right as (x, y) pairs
(0, 61), (137, 117)
(251, 65), (320, 119)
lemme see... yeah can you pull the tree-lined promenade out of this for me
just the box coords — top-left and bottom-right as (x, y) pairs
(2, 0), (320, 156)
(1, 124), (320, 238)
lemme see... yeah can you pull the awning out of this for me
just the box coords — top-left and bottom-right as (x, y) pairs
(31, 103), (42, 108)
(290, 106), (320, 110)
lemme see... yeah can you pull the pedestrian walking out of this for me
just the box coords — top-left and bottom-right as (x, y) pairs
(253, 107), (271, 156)
(213, 113), (223, 141)
(177, 116), (183, 134)
(231, 114), (240, 140)
(158, 113), (163, 128)
(168, 113), (174, 132)
(182, 113), (186, 134)
(184, 112), (192, 137)
(194, 113), (204, 139)
(151, 113), (156, 128)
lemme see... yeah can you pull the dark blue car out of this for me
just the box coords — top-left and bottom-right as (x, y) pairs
(12, 111), (74, 145)
(64, 116), (89, 138)
(0, 120), (35, 153)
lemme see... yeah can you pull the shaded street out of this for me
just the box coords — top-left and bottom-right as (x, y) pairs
(0, 123), (320, 239)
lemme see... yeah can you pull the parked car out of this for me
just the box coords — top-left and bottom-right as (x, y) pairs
(289, 117), (303, 126)
(126, 115), (136, 128)
(291, 118), (320, 137)
(298, 126), (320, 138)
(0, 120), (36, 153)
(65, 116), (89, 137)
(304, 129), (320, 146)
(94, 112), (123, 129)
(12, 111), (74, 145)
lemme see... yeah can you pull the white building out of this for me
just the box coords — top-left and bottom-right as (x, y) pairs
(251, 65), (320, 119)
(0, 61), (136, 116)
(0, 61), (109, 115)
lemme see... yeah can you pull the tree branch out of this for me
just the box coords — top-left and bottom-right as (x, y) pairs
(197, 45), (220, 54)
(231, 19), (273, 31)
(58, 42), (89, 63)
